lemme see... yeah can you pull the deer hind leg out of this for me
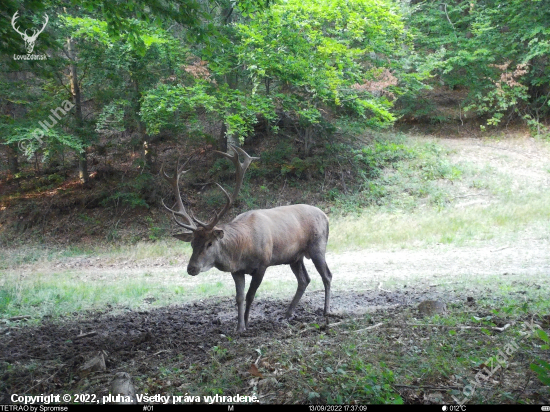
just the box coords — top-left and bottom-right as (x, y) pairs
(311, 254), (332, 316)
(244, 266), (266, 329)
(231, 271), (246, 332)
(286, 259), (311, 318)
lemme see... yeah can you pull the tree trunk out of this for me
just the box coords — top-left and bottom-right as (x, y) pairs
(133, 78), (154, 172)
(222, 6), (233, 24)
(304, 126), (313, 157)
(218, 122), (228, 152)
(7, 144), (19, 175)
(67, 36), (88, 184)
(78, 152), (88, 182)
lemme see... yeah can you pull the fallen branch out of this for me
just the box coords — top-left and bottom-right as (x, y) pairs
(405, 323), (511, 332)
(394, 384), (460, 390)
(394, 383), (542, 394)
(73, 331), (98, 340)
(341, 322), (385, 335)
(493, 323), (511, 332)
(146, 349), (170, 359)
(79, 352), (107, 378)
(325, 316), (365, 329)
(352, 322), (385, 334)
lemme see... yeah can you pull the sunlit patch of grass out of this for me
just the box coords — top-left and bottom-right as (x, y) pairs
(193, 281), (226, 297)
(0, 239), (192, 271)
(105, 240), (192, 261)
(0, 271), (198, 319)
(328, 191), (550, 252)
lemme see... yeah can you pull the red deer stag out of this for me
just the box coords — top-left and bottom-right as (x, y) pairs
(161, 146), (332, 332)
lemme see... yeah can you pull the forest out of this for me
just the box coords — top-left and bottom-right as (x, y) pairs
(0, 0), (549, 406)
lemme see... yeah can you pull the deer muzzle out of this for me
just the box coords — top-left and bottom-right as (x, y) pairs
(187, 264), (200, 276)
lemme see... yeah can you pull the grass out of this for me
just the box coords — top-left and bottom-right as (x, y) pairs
(0, 268), (244, 319)
(0, 239), (192, 271)
(328, 190), (550, 252)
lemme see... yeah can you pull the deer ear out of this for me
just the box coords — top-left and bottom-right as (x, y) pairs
(173, 232), (194, 242)
(213, 229), (224, 240)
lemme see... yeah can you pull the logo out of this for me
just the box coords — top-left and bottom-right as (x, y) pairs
(11, 11), (48, 60)
(541, 406), (550, 411)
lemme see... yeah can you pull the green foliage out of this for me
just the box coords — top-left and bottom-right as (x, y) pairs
(234, 0), (408, 123)
(281, 157), (322, 178)
(1, 122), (85, 161)
(101, 191), (148, 209)
(145, 216), (163, 241)
(95, 100), (129, 133)
(406, 0), (550, 126)
(352, 141), (416, 178)
(530, 329), (550, 390)
(100, 174), (153, 209)
(140, 0), (411, 143)
(259, 142), (294, 166)
(320, 358), (403, 404)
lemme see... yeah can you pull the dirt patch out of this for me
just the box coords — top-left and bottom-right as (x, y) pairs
(0, 288), (427, 404)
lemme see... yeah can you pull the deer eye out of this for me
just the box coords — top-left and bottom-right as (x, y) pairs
(207, 242), (213, 248)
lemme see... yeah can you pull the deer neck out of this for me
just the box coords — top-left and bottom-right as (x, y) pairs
(213, 222), (248, 273)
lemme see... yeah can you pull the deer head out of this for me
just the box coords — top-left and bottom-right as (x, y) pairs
(160, 146), (259, 275)
(12, 11), (49, 54)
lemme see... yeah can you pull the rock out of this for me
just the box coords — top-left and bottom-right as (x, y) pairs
(109, 372), (137, 404)
(258, 377), (279, 389)
(417, 300), (447, 316)
(78, 351), (106, 378)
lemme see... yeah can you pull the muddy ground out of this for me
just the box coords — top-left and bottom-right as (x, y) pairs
(0, 288), (425, 404)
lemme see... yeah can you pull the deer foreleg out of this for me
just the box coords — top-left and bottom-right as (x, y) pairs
(232, 271), (246, 332)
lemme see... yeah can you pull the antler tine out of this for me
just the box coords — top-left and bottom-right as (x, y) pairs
(160, 163), (171, 180)
(32, 14), (48, 38)
(160, 199), (196, 231)
(190, 211), (209, 228)
(202, 183), (231, 229)
(41, 14), (49, 31)
(231, 145), (261, 164)
(171, 213), (196, 232)
(207, 145), (259, 228)
(176, 155), (191, 175)
(11, 11), (24, 36)
(159, 156), (197, 231)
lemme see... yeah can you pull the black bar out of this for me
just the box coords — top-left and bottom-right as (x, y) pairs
(0, 404), (548, 411)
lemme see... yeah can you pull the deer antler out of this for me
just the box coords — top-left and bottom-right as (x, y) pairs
(160, 156), (197, 232)
(11, 11), (25, 37)
(161, 146), (259, 231)
(203, 145), (260, 229)
(11, 12), (48, 39)
(31, 14), (49, 40)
